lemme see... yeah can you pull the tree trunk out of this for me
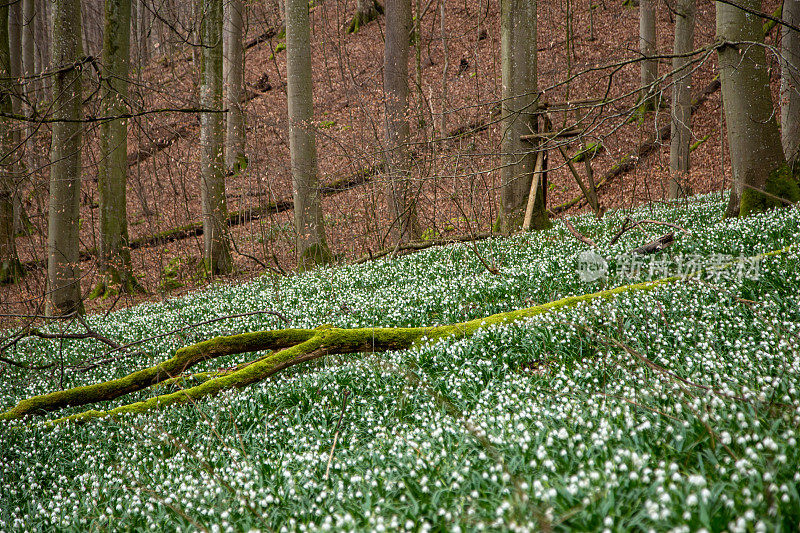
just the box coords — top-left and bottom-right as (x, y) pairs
(223, 0), (245, 172)
(200, 0), (233, 274)
(33, 0), (50, 82)
(668, 0), (695, 199)
(285, 0), (332, 268)
(717, 0), (799, 217)
(22, 0), (36, 99)
(384, 0), (421, 242)
(0, 2), (23, 284)
(639, 0), (658, 111)
(347, 0), (383, 34)
(97, 0), (138, 294)
(498, 0), (548, 232)
(47, 0), (83, 314)
(137, 0), (148, 65)
(781, 0), (800, 164)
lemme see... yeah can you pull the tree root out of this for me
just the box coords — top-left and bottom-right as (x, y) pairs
(1, 277), (682, 425)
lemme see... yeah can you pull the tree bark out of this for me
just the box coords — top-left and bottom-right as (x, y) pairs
(22, 0), (36, 98)
(97, 0), (138, 294)
(47, 0), (83, 314)
(347, 0), (383, 34)
(668, 0), (695, 198)
(781, 0), (800, 164)
(0, 2), (23, 284)
(499, 0), (548, 232)
(384, 0), (421, 242)
(137, 0), (148, 65)
(639, 0), (658, 111)
(285, 0), (332, 268)
(33, 0), (51, 83)
(717, 0), (799, 217)
(223, 0), (245, 172)
(200, 0), (233, 274)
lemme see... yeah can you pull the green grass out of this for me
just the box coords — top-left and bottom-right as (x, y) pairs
(2, 194), (800, 531)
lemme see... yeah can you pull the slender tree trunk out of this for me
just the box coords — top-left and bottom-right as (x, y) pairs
(8, 0), (29, 237)
(668, 0), (695, 199)
(781, 0), (800, 164)
(47, 0), (83, 314)
(347, 0), (383, 34)
(137, 0), (148, 65)
(22, 0), (36, 98)
(285, 0), (332, 268)
(639, 0), (658, 111)
(223, 0), (245, 171)
(499, 0), (548, 232)
(384, 0), (421, 242)
(97, 0), (138, 294)
(200, 0), (233, 274)
(717, 0), (799, 217)
(33, 0), (51, 81)
(0, 3), (23, 284)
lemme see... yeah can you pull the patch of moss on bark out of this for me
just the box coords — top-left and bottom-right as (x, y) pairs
(740, 164), (800, 216)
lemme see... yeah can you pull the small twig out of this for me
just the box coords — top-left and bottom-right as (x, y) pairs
(562, 218), (597, 247)
(324, 390), (350, 480)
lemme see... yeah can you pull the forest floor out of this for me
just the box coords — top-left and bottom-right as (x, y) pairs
(0, 0), (784, 319)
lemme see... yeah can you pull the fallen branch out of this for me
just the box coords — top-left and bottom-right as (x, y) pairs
(609, 217), (690, 245)
(631, 232), (675, 254)
(562, 218), (597, 247)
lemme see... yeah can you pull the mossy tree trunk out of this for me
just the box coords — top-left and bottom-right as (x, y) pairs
(499, 0), (549, 233)
(347, 0), (383, 34)
(1, 276), (690, 425)
(285, 0), (332, 268)
(97, 0), (139, 294)
(47, 0), (84, 314)
(717, 0), (799, 217)
(200, 0), (233, 275)
(0, 1), (23, 284)
(384, 0), (421, 243)
(781, 0), (800, 165)
(668, 0), (694, 199)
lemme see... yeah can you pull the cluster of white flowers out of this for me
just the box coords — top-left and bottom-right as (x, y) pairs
(1, 194), (799, 530)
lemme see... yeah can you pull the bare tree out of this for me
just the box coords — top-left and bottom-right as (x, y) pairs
(286, 0), (332, 267)
(223, 0), (245, 172)
(498, 0), (548, 232)
(781, 0), (800, 165)
(668, 0), (695, 198)
(200, 0), (233, 274)
(717, 0), (799, 216)
(384, 0), (421, 242)
(0, 2), (22, 284)
(47, 0), (84, 314)
(96, 0), (139, 294)
(639, 0), (658, 111)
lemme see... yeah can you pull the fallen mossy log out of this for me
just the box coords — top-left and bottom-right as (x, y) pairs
(7, 243), (796, 426)
(2, 276), (686, 425)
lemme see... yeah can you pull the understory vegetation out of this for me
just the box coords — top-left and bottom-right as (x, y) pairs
(2, 194), (800, 531)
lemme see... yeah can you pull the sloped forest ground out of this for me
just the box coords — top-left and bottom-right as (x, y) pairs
(0, 0), (785, 316)
(2, 195), (800, 530)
